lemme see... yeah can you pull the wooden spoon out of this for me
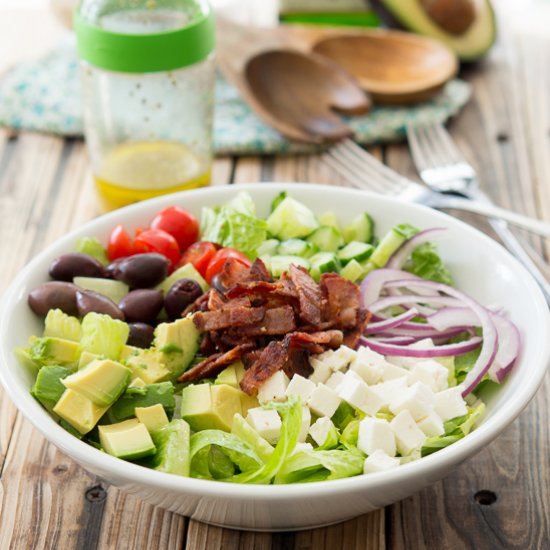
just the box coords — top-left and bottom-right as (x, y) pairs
(312, 30), (458, 105)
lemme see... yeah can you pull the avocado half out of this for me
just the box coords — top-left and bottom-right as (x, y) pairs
(377, 0), (496, 61)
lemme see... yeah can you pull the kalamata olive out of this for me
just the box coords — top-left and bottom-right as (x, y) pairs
(119, 289), (163, 324)
(28, 281), (79, 316)
(127, 322), (155, 348)
(76, 289), (124, 320)
(105, 253), (169, 288)
(210, 273), (227, 294)
(165, 278), (203, 320)
(49, 253), (105, 281)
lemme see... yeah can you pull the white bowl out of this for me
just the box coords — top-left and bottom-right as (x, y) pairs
(1, 183), (548, 531)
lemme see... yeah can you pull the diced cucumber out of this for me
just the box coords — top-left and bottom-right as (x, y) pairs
(343, 213), (375, 244)
(226, 191), (256, 215)
(270, 191), (288, 212)
(277, 239), (317, 258)
(337, 241), (375, 265)
(44, 309), (81, 342)
(74, 277), (129, 305)
(306, 225), (344, 252)
(370, 224), (418, 268)
(256, 238), (280, 257)
(157, 262), (209, 294)
(269, 255), (310, 277)
(318, 211), (341, 231)
(339, 259), (366, 283)
(266, 197), (319, 240)
(309, 252), (340, 281)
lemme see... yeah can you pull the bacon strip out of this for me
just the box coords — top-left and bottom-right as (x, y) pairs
(289, 264), (322, 326)
(240, 341), (287, 395)
(193, 306), (265, 332)
(178, 345), (250, 383)
(320, 273), (361, 329)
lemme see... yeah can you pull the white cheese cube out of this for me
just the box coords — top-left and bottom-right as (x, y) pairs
(357, 417), (396, 457)
(337, 371), (384, 416)
(316, 346), (356, 372)
(390, 410), (427, 455)
(389, 382), (435, 421)
(308, 359), (332, 384)
(257, 370), (290, 405)
(417, 412), (445, 437)
(434, 387), (468, 421)
(387, 338), (435, 368)
(355, 345), (387, 367)
(363, 450), (400, 474)
(350, 359), (384, 385)
(285, 374), (316, 403)
(299, 406), (311, 443)
(308, 416), (336, 447)
(370, 378), (409, 409)
(381, 363), (410, 382)
(409, 359), (449, 392)
(325, 371), (345, 390)
(246, 407), (282, 445)
(308, 384), (341, 417)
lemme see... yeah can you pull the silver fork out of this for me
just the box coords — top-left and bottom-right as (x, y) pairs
(322, 138), (550, 304)
(407, 123), (550, 305)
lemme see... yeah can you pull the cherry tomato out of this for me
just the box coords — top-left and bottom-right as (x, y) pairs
(134, 228), (180, 271)
(107, 224), (136, 261)
(178, 241), (218, 277)
(150, 206), (199, 251)
(205, 248), (252, 284)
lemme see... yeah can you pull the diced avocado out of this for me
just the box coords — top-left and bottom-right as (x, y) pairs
(306, 225), (344, 252)
(53, 389), (108, 434)
(29, 337), (80, 369)
(135, 403), (169, 432)
(154, 317), (200, 380)
(240, 392), (260, 417)
(149, 419), (191, 476)
(128, 377), (147, 389)
(157, 263), (209, 295)
(78, 351), (99, 370)
(31, 366), (73, 411)
(181, 383), (243, 432)
(105, 381), (175, 424)
(266, 197), (319, 240)
(119, 344), (140, 362)
(124, 348), (170, 384)
(59, 418), (84, 439)
(318, 211), (341, 231)
(43, 309), (81, 342)
(215, 361), (245, 389)
(99, 419), (156, 460)
(80, 312), (129, 360)
(74, 277), (129, 305)
(14, 347), (40, 375)
(63, 358), (131, 407)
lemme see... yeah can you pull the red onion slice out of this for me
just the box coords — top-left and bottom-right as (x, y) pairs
(488, 314), (521, 382)
(386, 227), (448, 270)
(366, 308), (420, 333)
(360, 336), (483, 358)
(360, 269), (423, 307)
(368, 294), (462, 314)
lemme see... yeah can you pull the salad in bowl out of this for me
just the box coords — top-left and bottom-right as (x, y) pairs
(1, 184), (547, 530)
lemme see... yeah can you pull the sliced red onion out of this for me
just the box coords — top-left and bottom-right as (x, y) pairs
(487, 314), (521, 382)
(366, 308), (420, 333)
(360, 269), (423, 307)
(360, 336), (483, 358)
(368, 294), (462, 314)
(386, 227), (448, 270)
(428, 307), (479, 332)
(371, 336), (417, 345)
(376, 326), (473, 340)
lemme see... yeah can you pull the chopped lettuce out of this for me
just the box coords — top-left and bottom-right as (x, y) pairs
(404, 242), (453, 285)
(80, 312), (129, 360)
(75, 237), (109, 266)
(231, 413), (274, 463)
(315, 423), (340, 450)
(339, 419), (361, 451)
(43, 309), (81, 342)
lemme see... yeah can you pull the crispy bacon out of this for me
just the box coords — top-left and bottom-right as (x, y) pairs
(289, 265), (322, 326)
(238, 306), (296, 336)
(319, 273), (361, 329)
(342, 310), (371, 349)
(178, 345), (251, 383)
(240, 341), (287, 395)
(248, 258), (272, 282)
(193, 306), (265, 332)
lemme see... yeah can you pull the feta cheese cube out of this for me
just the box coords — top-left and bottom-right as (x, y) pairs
(325, 371), (345, 390)
(316, 346), (356, 372)
(381, 363), (410, 382)
(357, 417), (396, 456)
(390, 410), (427, 455)
(387, 339), (435, 368)
(246, 407), (282, 444)
(308, 360), (332, 384)
(417, 412), (445, 437)
(285, 374), (316, 403)
(308, 416), (336, 447)
(337, 371), (384, 416)
(308, 384), (341, 417)
(363, 450), (400, 474)
(257, 370), (290, 405)
(409, 359), (449, 392)
(434, 387), (468, 421)
(299, 406), (311, 443)
(355, 345), (387, 367)
(350, 359), (384, 385)
(370, 378), (409, 409)
(389, 382), (435, 421)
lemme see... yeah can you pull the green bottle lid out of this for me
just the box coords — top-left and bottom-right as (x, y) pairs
(75, 4), (215, 74)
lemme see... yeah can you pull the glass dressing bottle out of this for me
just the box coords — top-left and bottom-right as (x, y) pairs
(75, 0), (215, 210)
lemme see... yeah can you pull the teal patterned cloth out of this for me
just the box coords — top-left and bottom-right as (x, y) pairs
(0, 37), (471, 154)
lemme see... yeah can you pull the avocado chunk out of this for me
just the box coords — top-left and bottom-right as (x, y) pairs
(135, 403), (169, 432)
(128, 377), (147, 389)
(62, 358), (131, 407)
(31, 366), (73, 411)
(180, 383), (252, 432)
(377, 0), (496, 61)
(154, 317), (200, 380)
(157, 263), (209, 295)
(120, 344), (140, 362)
(124, 348), (170, 384)
(105, 381), (175, 424)
(14, 347), (40, 375)
(73, 276), (129, 305)
(78, 351), (99, 370)
(148, 419), (191, 476)
(99, 419), (156, 460)
(29, 337), (80, 369)
(215, 361), (245, 389)
(53, 389), (109, 434)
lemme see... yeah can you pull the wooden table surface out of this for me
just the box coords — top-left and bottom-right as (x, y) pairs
(0, 2), (549, 549)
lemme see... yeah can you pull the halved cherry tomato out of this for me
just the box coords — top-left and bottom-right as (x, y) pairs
(134, 228), (180, 270)
(107, 224), (136, 261)
(205, 247), (252, 284)
(150, 206), (199, 251)
(178, 241), (218, 277)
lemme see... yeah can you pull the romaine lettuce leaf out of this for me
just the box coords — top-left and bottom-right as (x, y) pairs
(404, 242), (453, 285)
(231, 413), (274, 463)
(80, 312), (129, 360)
(75, 237), (109, 266)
